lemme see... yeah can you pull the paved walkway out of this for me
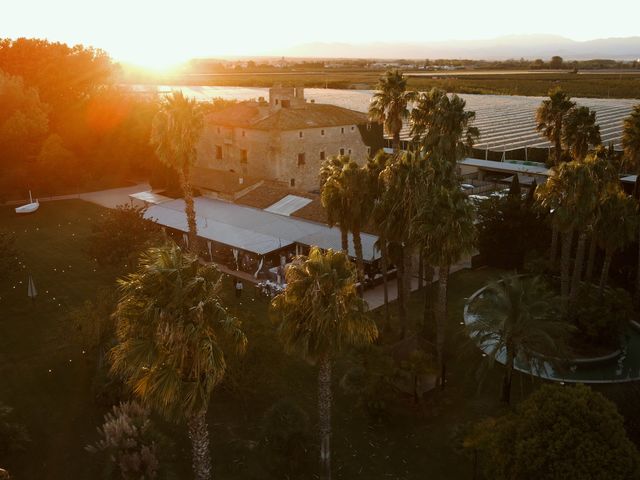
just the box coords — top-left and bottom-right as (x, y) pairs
(4, 183), (151, 209)
(363, 256), (472, 310)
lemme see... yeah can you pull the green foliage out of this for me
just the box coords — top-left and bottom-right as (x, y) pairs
(110, 242), (247, 420)
(477, 190), (549, 269)
(86, 401), (168, 480)
(271, 247), (378, 363)
(0, 402), (29, 459)
(260, 399), (312, 475)
(470, 384), (640, 480)
(340, 346), (396, 421)
(87, 204), (162, 267)
(35, 134), (80, 191)
(573, 286), (633, 349)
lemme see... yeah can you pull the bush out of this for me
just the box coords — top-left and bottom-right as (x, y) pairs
(468, 384), (640, 480)
(87, 401), (170, 480)
(260, 398), (311, 476)
(574, 286), (633, 349)
(476, 188), (549, 270)
(87, 204), (161, 267)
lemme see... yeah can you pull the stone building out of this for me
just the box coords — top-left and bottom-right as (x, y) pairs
(196, 86), (384, 191)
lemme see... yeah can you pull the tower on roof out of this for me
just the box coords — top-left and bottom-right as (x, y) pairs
(269, 85), (306, 110)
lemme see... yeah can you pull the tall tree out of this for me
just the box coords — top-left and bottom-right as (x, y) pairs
(423, 184), (475, 388)
(468, 275), (571, 404)
(320, 156), (372, 280)
(536, 87), (575, 166)
(151, 91), (204, 252)
(368, 70), (417, 152)
(110, 243), (247, 480)
(562, 105), (601, 162)
(271, 248), (377, 480)
(595, 189), (638, 296)
(622, 105), (640, 301)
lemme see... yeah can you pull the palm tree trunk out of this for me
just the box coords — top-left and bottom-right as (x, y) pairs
(636, 227), (640, 304)
(599, 248), (613, 298)
(396, 246), (407, 337)
(436, 263), (450, 389)
(423, 264), (434, 335)
(187, 410), (212, 480)
(550, 226), (559, 269)
(501, 347), (514, 404)
(179, 164), (199, 253)
(380, 244), (390, 326)
(392, 131), (401, 153)
(318, 354), (332, 480)
(554, 120), (562, 166)
(585, 234), (597, 282)
(569, 231), (587, 307)
(403, 247), (413, 334)
(340, 228), (348, 253)
(418, 250), (424, 289)
(352, 227), (364, 283)
(560, 229), (574, 314)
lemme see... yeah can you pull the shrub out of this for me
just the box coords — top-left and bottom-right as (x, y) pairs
(87, 401), (167, 480)
(260, 398), (311, 475)
(468, 384), (640, 480)
(574, 286), (633, 349)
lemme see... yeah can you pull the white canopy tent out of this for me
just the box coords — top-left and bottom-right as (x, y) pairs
(144, 197), (381, 260)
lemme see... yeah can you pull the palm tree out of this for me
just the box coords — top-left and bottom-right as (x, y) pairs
(563, 106), (601, 162)
(536, 87), (575, 166)
(320, 156), (350, 253)
(368, 70), (417, 152)
(320, 156), (372, 281)
(151, 91), (204, 252)
(110, 242), (247, 480)
(420, 184), (475, 388)
(468, 275), (571, 404)
(410, 88), (479, 165)
(596, 189), (638, 296)
(622, 105), (640, 301)
(271, 247), (377, 480)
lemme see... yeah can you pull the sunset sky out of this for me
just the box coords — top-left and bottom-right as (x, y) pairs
(2, 0), (639, 68)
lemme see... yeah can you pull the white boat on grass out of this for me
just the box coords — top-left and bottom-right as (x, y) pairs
(15, 191), (39, 214)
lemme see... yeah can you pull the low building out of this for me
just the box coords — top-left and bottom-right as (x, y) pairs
(195, 86), (384, 191)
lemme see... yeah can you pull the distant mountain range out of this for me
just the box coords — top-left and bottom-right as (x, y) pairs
(281, 35), (640, 60)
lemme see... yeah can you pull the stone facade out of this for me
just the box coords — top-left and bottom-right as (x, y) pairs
(196, 87), (383, 191)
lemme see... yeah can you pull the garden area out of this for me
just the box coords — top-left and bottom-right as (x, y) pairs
(0, 199), (547, 479)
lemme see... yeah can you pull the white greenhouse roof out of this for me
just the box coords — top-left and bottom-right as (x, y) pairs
(129, 191), (173, 205)
(264, 195), (313, 216)
(459, 158), (550, 176)
(144, 197), (381, 259)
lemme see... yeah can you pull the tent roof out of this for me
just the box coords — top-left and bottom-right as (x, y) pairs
(144, 197), (380, 259)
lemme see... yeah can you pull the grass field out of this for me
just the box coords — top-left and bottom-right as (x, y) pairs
(0, 199), (619, 479)
(157, 70), (640, 99)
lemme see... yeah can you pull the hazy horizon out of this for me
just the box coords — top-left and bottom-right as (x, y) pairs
(2, 0), (639, 69)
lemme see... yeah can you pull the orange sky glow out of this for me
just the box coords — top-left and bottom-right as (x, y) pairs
(2, 0), (639, 69)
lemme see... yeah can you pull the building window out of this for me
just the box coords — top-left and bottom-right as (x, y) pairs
(321, 129), (325, 136)
(217, 127), (221, 134)
(241, 130), (246, 137)
(275, 99), (279, 105)
(341, 127), (345, 134)
(320, 151), (325, 160)
(297, 153), (306, 166)
(366, 123), (372, 131)
(367, 146), (371, 156)
(290, 178), (295, 187)
(348, 149), (352, 155)
(282, 99), (290, 108)
(215, 145), (223, 160)
(240, 149), (248, 164)
(351, 126), (355, 131)
(339, 148), (345, 156)
(299, 131), (303, 138)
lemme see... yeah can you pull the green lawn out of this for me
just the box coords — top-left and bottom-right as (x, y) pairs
(0, 200), (541, 479)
